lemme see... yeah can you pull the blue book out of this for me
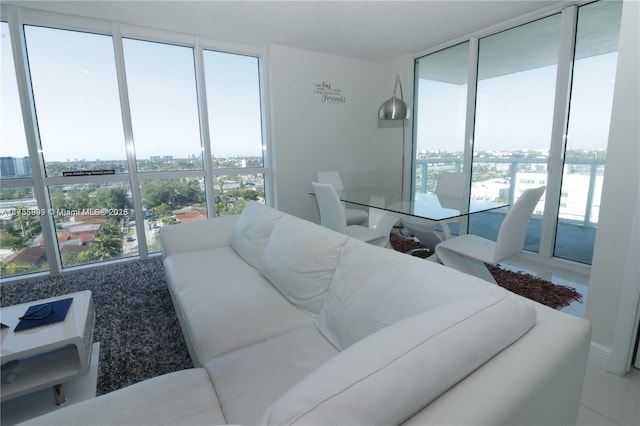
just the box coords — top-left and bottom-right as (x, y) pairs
(14, 298), (73, 332)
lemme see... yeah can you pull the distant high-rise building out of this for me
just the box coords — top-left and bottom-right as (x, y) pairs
(150, 155), (173, 163)
(0, 156), (32, 177)
(0, 157), (16, 177)
(15, 157), (31, 177)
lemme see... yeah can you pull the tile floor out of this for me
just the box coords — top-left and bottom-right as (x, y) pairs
(577, 363), (640, 426)
(500, 256), (639, 426)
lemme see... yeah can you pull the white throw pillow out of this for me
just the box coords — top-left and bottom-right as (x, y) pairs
(260, 216), (349, 315)
(316, 238), (504, 350)
(230, 201), (284, 269)
(261, 295), (536, 426)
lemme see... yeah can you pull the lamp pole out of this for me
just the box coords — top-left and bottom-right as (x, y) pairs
(378, 74), (409, 195)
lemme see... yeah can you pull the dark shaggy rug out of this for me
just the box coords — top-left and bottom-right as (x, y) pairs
(0, 257), (192, 396)
(389, 232), (583, 310)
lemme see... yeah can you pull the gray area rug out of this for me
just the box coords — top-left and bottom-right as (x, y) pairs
(0, 257), (192, 395)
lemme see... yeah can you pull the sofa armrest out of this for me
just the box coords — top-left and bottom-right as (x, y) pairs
(403, 298), (592, 426)
(160, 215), (239, 259)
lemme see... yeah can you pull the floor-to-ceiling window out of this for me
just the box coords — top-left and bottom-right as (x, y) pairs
(25, 25), (135, 268)
(469, 13), (561, 255)
(0, 21), (50, 278)
(0, 7), (268, 279)
(203, 50), (265, 216)
(555, 0), (622, 262)
(413, 42), (469, 193)
(122, 38), (207, 254)
(412, 0), (622, 266)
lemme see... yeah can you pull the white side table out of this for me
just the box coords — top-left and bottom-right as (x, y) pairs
(0, 290), (95, 405)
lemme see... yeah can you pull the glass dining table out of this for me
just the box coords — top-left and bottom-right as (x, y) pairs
(334, 189), (508, 222)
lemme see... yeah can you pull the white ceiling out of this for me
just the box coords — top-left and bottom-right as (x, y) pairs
(6, 0), (568, 63)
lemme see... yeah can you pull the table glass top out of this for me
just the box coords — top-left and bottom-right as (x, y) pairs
(336, 190), (508, 221)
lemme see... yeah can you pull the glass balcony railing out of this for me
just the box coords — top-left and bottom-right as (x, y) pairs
(414, 156), (602, 264)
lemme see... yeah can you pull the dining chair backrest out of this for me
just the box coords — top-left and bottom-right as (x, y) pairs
(435, 172), (466, 211)
(435, 172), (465, 198)
(494, 186), (546, 262)
(317, 171), (345, 191)
(312, 182), (348, 234)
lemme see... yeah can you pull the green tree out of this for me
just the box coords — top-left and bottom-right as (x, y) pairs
(0, 225), (24, 251)
(1, 262), (40, 277)
(153, 203), (173, 218)
(77, 224), (122, 262)
(242, 189), (258, 201)
(141, 179), (204, 212)
(94, 187), (131, 211)
(67, 190), (91, 210)
(141, 180), (172, 210)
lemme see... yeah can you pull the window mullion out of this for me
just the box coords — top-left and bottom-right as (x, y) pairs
(8, 7), (61, 275)
(461, 37), (480, 236)
(112, 23), (148, 259)
(194, 39), (216, 218)
(540, 5), (578, 258)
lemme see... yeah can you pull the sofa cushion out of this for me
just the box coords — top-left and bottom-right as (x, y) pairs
(160, 214), (239, 259)
(206, 325), (338, 425)
(164, 246), (262, 295)
(261, 295), (536, 426)
(20, 369), (225, 426)
(260, 216), (348, 315)
(231, 201), (283, 269)
(316, 237), (505, 350)
(178, 274), (315, 365)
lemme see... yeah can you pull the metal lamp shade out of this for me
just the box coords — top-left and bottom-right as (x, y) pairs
(378, 74), (409, 120)
(378, 96), (408, 120)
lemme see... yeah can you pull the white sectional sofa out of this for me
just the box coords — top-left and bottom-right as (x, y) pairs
(22, 201), (592, 426)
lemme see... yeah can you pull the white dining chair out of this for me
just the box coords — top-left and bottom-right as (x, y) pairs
(312, 182), (398, 248)
(402, 172), (466, 253)
(435, 186), (546, 283)
(317, 171), (368, 226)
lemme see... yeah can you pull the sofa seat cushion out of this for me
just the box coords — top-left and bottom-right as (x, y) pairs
(164, 246), (262, 295)
(317, 238), (506, 350)
(261, 295), (536, 426)
(206, 325), (338, 425)
(20, 369), (224, 426)
(231, 201), (284, 269)
(260, 216), (348, 315)
(177, 275), (315, 365)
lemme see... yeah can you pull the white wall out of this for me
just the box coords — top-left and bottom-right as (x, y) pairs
(586, 0), (640, 371)
(267, 44), (413, 222)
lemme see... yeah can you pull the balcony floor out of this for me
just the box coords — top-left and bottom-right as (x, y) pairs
(469, 212), (596, 265)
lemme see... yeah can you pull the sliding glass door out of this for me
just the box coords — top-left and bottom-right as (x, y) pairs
(554, 0), (622, 263)
(469, 14), (561, 254)
(412, 0), (623, 265)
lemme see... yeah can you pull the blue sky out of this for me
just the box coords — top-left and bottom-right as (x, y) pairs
(3, 21), (617, 163)
(416, 52), (617, 155)
(2, 23), (263, 162)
